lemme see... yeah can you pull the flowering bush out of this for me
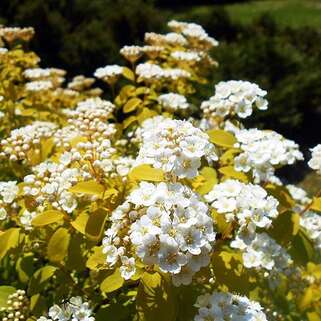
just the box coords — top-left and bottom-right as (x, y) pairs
(0, 21), (320, 321)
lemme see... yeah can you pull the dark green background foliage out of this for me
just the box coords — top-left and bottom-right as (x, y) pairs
(1, 0), (321, 162)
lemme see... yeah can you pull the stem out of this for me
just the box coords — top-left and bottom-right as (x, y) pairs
(299, 187), (321, 216)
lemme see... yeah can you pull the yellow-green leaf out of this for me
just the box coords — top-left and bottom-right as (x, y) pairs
(47, 228), (71, 263)
(123, 116), (137, 129)
(123, 97), (142, 113)
(0, 286), (16, 308)
(219, 166), (249, 182)
(310, 197), (321, 212)
(0, 228), (20, 260)
(85, 208), (108, 241)
(122, 67), (135, 82)
(193, 167), (217, 195)
(100, 269), (124, 293)
(69, 180), (104, 197)
(136, 271), (177, 321)
(207, 129), (237, 148)
(32, 210), (64, 227)
(86, 246), (106, 270)
(137, 108), (158, 124)
(129, 164), (164, 182)
(71, 212), (89, 235)
(28, 265), (57, 295)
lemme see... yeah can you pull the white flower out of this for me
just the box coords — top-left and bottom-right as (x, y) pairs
(136, 118), (218, 178)
(25, 80), (53, 91)
(201, 80), (268, 120)
(0, 181), (19, 204)
(120, 256), (136, 280)
(20, 209), (37, 230)
(233, 128), (303, 183)
(300, 211), (321, 249)
(194, 291), (267, 321)
(94, 65), (123, 80)
(308, 144), (321, 174)
(158, 93), (189, 111)
(103, 182), (216, 285)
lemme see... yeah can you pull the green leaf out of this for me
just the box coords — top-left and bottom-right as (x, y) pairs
(69, 180), (104, 197)
(129, 164), (164, 182)
(86, 246), (106, 270)
(207, 129), (237, 148)
(0, 228), (20, 260)
(71, 212), (89, 235)
(136, 271), (177, 321)
(192, 167), (217, 195)
(85, 208), (108, 241)
(47, 228), (71, 263)
(16, 253), (35, 283)
(289, 229), (315, 265)
(28, 265), (57, 295)
(218, 166), (249, 182)
(122, 67), (135, 82)
(123, 97), (142, 113)
(310, 197), (321, 212)
(100, 269), (124, 293)
(0, 286), (16, 308)
(32, 210), (64, 227)
(123, 116), (137, 129)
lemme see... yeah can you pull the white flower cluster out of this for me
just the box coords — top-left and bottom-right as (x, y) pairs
(0, 121), (58, 162)
(145, 32), (187, 47)
(168, 20), (219, 49)
(103, 182), (216, 286)
(23, 159), (80, 214)
(37, 297), (94, 321)
(135, 63), (190, 81)
(201, 80), (268, 120)
(136, 117), (218, 178)
(23, 68), (66, 80)
(67, 75), (95, 92)
(300, 211), (321, 249)
(232, 232), (293, 273)
(0, 26), (34, 42)
(194, 291), (267, 321)
(0, 289), (30, 321)
(171, 50), (202, 63)
(308, 144), (321, 174)
(157, 93), (189, 112)
(234, 128), (303, 183)
(120, 45), (143, 63)
(286, 184), (310, 205)
(25, 80), (53, 92)
(66, 97), (116, 141)
(205, 179), (279, 230)
(94, 64), (123, 83)
(0, 181), (19, 220)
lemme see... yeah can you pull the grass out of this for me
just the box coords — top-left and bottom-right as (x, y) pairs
(224, 0), (321, 28)
(182, 0), (321, 29)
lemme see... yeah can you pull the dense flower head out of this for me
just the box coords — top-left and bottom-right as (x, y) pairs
(286, 184), (311, 205)
(66, 97), (116, 140)
(205, 179), (279, 230)
(103, 181), (216, 285)
(308, 144), (321, 174)
(23, 67), (66, 80)
(157, 93), (189, 111)
(25, 80), (53, 91)
(67, 75), (95, 91)
(94, 64), (123, 83)
(171, 50), (203, 63)
(37, 297), (94, 321)
(194, 291), (267, 321)
(232, 232), (293, 274)
(120, 45), (143, 63)
(167, 20), (219, 49)
(0, 181), (19, 221)
(144, 32), (188, 47)
(300, 211), (321, 249)
(0, 121), (57, 162)
(0, 26), (35, 42)
(136, 117), (218, 178)
(201, 80), (268, 120)
(0, 289), (30, 321)
(234, 128), (303, 183)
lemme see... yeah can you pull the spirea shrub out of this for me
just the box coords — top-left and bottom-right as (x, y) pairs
(0, 21), (320, 321)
